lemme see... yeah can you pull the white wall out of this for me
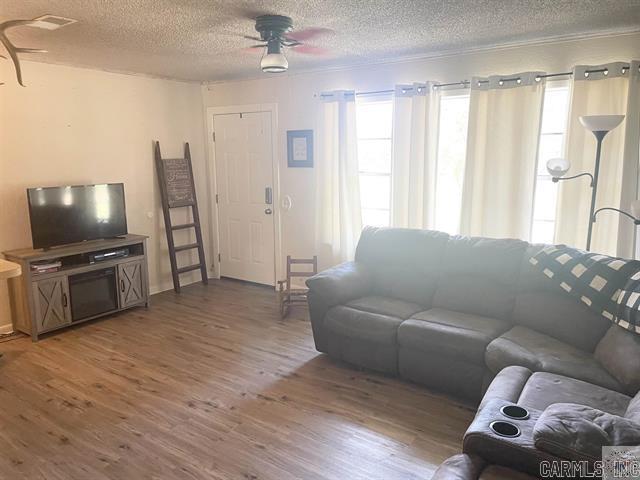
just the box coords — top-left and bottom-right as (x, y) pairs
(1, 32), (639, 332)
(202, 33), (640, 270)
(0, 61), (210, 332)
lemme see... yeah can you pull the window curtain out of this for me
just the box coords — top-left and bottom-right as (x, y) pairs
(459, 72), (546, 239)
(316, 90), (362, 266)
(390, 82), (440, 228)
(555, 62), (640, 257)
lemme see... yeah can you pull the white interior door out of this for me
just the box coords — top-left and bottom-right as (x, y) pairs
(214, 111), (275, 285)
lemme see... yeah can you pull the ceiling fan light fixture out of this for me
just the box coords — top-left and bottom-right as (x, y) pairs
(261, 53), (288, 73)
(260, 39), (288, 73)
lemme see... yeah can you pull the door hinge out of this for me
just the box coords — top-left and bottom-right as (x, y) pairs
(218, 253), (221, 262)
(215, 193), (219, 204)
(239, 112), (243, 119)
(212, 131), (216, 142)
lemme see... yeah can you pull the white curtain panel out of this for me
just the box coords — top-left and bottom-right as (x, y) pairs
(460, 72), (546, 239)
(316, 90), (362, 267)
(390, 82), (440, 228)
(555, 61), (640, 257)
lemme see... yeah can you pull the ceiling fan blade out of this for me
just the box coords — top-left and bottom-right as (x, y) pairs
(281, 39), (301, 47)
(286, 27), (333, 42)
(290, 44), (329, 56)
(243, 35), (263, 42)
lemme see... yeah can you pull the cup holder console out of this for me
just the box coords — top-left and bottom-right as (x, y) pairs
(500, 405), (530, 420)
(464, 399), (543, 477)
(489, 420), (521, 438)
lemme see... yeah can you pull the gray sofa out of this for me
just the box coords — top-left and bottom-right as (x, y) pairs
(307, 227), (640, 402)
(307, 227), (640, 479)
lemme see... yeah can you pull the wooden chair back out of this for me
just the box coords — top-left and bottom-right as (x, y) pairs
(278, 255), (318, 318)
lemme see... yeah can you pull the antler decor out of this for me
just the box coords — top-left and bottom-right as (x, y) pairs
(0, 19), (47, 87)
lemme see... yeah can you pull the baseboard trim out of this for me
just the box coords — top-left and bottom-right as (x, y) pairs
(150, 270), (215, 295)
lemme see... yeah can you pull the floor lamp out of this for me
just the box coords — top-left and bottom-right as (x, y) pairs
(546, 114), (639, 252)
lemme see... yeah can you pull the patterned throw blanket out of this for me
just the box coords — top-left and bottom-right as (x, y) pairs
(530, 245), (640, 334)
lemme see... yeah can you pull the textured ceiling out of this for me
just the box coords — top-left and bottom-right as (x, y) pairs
(2, 0), (640, 83)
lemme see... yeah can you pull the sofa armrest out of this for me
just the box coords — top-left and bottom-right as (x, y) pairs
(533, 403), (640, 463)
(306, 261), (373, 307)
(479, 365), (533, 411)
(305, 261), (373, 353)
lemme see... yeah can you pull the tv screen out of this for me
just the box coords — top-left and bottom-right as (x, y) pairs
(27, 183), (128, 249)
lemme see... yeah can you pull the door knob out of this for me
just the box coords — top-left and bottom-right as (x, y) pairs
(265, 208), (272, 215)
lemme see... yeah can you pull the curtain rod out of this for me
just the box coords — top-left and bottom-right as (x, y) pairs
(319, 64), (639, 98)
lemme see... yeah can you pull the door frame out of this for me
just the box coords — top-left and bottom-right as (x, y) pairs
(205, 104), (283, 287)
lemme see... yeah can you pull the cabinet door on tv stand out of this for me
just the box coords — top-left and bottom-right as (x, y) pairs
(32, 276), (72, 333)
(117, 259), (146, 309)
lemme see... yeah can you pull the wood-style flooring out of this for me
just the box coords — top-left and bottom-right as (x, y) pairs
(0, 279), (474, 480)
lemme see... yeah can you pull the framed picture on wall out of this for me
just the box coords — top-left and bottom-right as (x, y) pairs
(287, 130), (313, 168)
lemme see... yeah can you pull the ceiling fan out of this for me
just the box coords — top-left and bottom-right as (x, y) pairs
(243, 15), (331, 73)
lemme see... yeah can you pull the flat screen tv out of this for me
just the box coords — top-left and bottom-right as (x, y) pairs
(27, 183), (128, 249)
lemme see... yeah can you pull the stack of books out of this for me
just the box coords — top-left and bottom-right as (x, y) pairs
(31, 260), (62, 275)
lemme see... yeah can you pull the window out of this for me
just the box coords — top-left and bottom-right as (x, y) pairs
(356, 99), (393, 227)
(434, 92), (471, 234)
(531, 84), (571, 244)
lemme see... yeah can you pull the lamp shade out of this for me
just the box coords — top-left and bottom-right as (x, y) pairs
(579, 115), (625, 132)
(546, 157), (571, 178)
(631, 200), (640, 219)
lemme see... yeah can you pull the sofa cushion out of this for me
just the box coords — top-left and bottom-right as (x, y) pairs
(345, 296), (423, 320)
(518, 371), (630, 415)
(595, 324), (640, 395)
(514, 245), (612, 352)
(324, 305), (403, 374)
(398, 308), (510, 363)
(534, 403), (640, 463)
(433, 236), (528, 320)
(485, 326), (622, 391)
(324, 305), (402, 344)
(512, 292), (611, 353)
(355, 227), (450, 305)
(625, 391), (640, 423)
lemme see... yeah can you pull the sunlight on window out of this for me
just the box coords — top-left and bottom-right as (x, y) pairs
(434, 93), (470, 234)
(531, 84), (570, 244)
(356, 99), (393, 227)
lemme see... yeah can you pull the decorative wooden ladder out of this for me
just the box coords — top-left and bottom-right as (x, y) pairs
(154, 141), (208, 293)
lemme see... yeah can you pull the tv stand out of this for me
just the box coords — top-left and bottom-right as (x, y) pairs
(3, 234), (150, 341)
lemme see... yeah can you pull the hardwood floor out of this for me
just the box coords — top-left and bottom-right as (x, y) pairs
(0, 279), (474, 480)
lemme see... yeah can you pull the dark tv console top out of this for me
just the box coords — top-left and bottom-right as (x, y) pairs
(3, 234), (149, 341)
